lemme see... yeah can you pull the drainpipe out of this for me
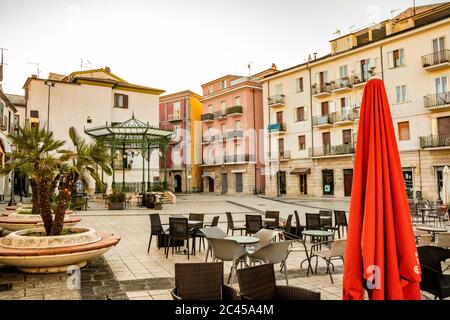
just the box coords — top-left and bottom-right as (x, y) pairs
(307, 63), (314, 195)
(252, 88), (257, 194)
(266, 81), (272, 195)
(379, 45), (384, 80)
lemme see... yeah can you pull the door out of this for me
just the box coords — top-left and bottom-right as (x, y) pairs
(343, 169), (353, 197)
(361, 59), (369, 81)
(433, 36), (445, 63)
(438, 116), (450, 146)
(321, 101), (329, 116)
(221, 174), (228, 194)
(322, 132), (331, 154)
(435, 76), (448, 94)
(403, 170), (414, 199)
(277, 171), (286, 195)
(299, 174), (307, 195)
(235, 173), (243, 193)
(276, 111), (283, 124)
(174, 175), (182, 193)
(278, 138), (284, 157)
(208, 177), (214, 192)
(322, 170), (334, 196)
(437, 170), (444, 200)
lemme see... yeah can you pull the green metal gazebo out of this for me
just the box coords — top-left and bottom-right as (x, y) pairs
(84, 114), (174, 192)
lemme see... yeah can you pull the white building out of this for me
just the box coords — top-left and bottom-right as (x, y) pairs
(23, 67), (165, 193)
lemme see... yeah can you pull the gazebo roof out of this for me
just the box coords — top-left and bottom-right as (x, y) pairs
(84, 114), (173, 149)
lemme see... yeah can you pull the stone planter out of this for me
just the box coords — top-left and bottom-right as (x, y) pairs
(108, 203), (125, 210)
(0, 227), (120, 273)
(0, 213), (81, 232)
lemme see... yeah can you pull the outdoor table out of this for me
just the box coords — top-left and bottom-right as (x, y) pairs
(301, 230), (333, 275)
(416, 225), (448, 241)
(226, 236), (260, 247)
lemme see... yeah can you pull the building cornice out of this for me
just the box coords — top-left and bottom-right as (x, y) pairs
(201, 83), (262, 102)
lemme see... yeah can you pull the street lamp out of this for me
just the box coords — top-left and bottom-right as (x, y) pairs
(8, 144), (17, 206)
(44, 81), (56, 132)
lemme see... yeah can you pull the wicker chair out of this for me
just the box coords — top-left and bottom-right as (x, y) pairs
(319, 210), (333, 229)
(417, 246), (450, 300)
(147, 213), (169, 252)
(189, 213), (205, 252)
(236, 264), (320, 300)
(171, 262), (240, 300)
(165, 217), (195, 259)
(226, 212), (245, 235)
(293, 210), (305, 236)
(264, 211), (280, 229)
(245, 214), (263, 235)
(333, 210), (348, 239)
(310, 239), (346, 284)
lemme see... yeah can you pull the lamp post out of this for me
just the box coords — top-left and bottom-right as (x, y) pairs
(44, 81), (56, 132)
(8, 144), (17, 206)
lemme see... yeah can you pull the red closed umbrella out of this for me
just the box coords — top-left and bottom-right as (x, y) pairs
(342, 78), (421, 300)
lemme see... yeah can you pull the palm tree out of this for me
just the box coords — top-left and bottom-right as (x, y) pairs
(0, 124), (64, 234)
(51, 127), (111, 235)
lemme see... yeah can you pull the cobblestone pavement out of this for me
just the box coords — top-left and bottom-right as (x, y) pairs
(0, 194), (445, 300)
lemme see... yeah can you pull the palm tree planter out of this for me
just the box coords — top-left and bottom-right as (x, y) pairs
(106, 190), (126, 210)
(0, 125), (120, 273)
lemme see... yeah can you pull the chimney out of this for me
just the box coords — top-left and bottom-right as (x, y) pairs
(31, 74), (38, 79)
(104, 66), (111, 72)
(313, 53), (317, 60)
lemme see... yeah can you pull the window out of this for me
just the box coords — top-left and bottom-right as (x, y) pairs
(221, 80), (227, 89)
(295, 107), (306, 122)
(208, 85), (213, 94)
(340, 97), (351, 109)
(296, 77), (304, 92)
(173, 124), (181, 138)
(298, 135), (306, 150)
(343, 129), (352, 144)
(114, 93), (128, 108)
(234, 120), (241, 130)
(220, 101), (227, 113)
(235, 173), (243, 193)
(360, 59), (370, 81)
(339, 65), (348, 79)
(30, 110), (39, 118)
(389, 49), (405, 68)
(275, 84), (282, 95)
(86, 117), (92, 124)
(234, 96), (241, 106)
(173, 101), (181, 118)
(221, 123), (226, 137)
(398, 121), (410, 141)
(14, 115), (19, 134)
(435, 76), (449, 94)
(395, 85), (407, 103)
(207, 104), (213, 113)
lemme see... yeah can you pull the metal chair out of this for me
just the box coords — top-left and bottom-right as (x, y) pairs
(208, 238), (248, 284)
(333, 210), (348, 239)
(170, 262), (239, 300)
(294, 210), (305, 236)
(305, 213), (321, 230)
(236, 264), (320, 300)
(226, 212), (245, 235)
(165, 217), (195, 259)
(319, 210), (333, 229)
(204, 216), (220, 227)
(189, 213), (205, 252)
(264, 211), (280, 229)
(147, 213), (169, 253)
(310, 239), (346, 284)
(245, 214), (263, 235)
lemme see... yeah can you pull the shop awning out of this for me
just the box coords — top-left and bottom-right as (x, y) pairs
(290, 168), (311, 175)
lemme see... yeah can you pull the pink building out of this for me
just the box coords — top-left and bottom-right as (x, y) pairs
(200, 65), (278, 194)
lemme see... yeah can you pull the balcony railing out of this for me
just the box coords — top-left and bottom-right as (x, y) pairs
(331, 77), (352, 91)
(424, 91), (450, 109)
(351, 73), (369, 86)
(309, 144), (355, 157)
(279, 150), (291, 161)
(226, 130), (244, 140)
(312, 115), (333, 126)
(420, 135), (450, 149)
(268, 123), (286, 133)
(421, 50), (450, 69)
(169, 136), (182, 145)
(168, 114), (182, 122)
(226, 105), (243, 116)
(201, 113), (215, 122)
(225, 154), (254, 163)
(268, 94), (285, 107)
(202, 156), (225, 165)
(202, 134), (221, 143)
(331, 109), (359, 123)
(312, 83), (332, 96)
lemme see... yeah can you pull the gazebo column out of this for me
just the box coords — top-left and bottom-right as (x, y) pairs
(161, 142), (168, 191)
(122, 145), (126, 192)
(111, 141), (116, 190)
(141, 145), (146, 193)
(147, 146), (151, 192)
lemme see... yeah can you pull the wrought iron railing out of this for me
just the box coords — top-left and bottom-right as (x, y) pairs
(331, 77), (352, 91)
(312, 83), (332, 95)
(424, 91), (450, 109)
(268, 94), (285, 106)
(309, 143), (355, 157)
(331, 109), (359, 122)
(279, 150), (291, 160)
(226, 105), (243, 115)
(421, 49), (450, 68)
(351, 73), (369, 85)
(268, 123), (286, 132)
(420, 135), (450, 148)
(201, 113), (215, 121)
(168, 114), (182, 122)
(312, 115), (333, 126)
(226, 130), (244, 139)
(225, 154), (253, 163)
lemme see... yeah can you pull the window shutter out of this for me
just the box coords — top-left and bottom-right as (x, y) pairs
(124, 95), (129, 109)
(388, 52), (393, 68)
(114, 94), (118, 108)
(304, 106), (308, 120)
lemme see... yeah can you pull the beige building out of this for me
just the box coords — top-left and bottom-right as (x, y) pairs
(23, 67), (165, 193)
(262, 3), (450, 201)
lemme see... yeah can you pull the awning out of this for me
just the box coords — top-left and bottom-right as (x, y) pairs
(290, 168), (311, 175)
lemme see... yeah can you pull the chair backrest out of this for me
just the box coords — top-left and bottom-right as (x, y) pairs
(211, 216), (220, 227)
(305, 213), (321, 230)
(149, 214), (163, 233)
(418, 234), (433, 246)
(319, 210), (333, 227)
(294, 210), (302, 236)
(285, 214), (293, 234)
(226, 212), (234, 229)
(237, 264), (277, 300)
(189, 213), (205, 223)
(208, 238), (247, 262)
(417, 246), (450, 278)
(333, 210), (348, 226)
(199, 227), (228, 239)
(169, 217), (189, 239)
(437, 233), (450, 248)
(250, 241), (292, 264)
(246, 215), (263, 234)
(253, 228), (280, 247)
(265, 211), (280, 225)
(174, 262), (224, 300)
(329, 239), (346, 257)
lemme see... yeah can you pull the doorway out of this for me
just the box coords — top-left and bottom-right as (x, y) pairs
(277, 171), (286, 196)
(174, 175), (182, 193)
(221, 174), (228, 195)
(207, 177), (214, 192)
(299, 174), (307, 195)
(403, 170), (414, 199)
(343, 169), (353, 197)
(322, 169), (334, 196)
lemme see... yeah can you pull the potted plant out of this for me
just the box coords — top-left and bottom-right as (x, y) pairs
(0, 125), (120, 273)
(106, 189), (126, 210)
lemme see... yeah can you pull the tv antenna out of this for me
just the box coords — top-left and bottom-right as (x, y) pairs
(80, 58), (92, 70)
(0, 48), (7, 82)
(247, 61), (254, 76)
(27, 62), (41, 78)
(349, 25), (356, 33)
(333, 29), (341, 37)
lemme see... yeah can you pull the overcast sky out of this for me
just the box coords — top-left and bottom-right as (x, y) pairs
(0, 0), (444, 95)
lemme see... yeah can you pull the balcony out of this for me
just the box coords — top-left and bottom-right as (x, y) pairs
(312, 83), (332, 97)
(309, 144), (355, 158)
(226, 130), (244, 140)
(424, 92), (450, 111)
(268, 95), (285, 108)
(331, 77), (352, 93)
(226, 105), (243, 117)
(168, 114), (182, 123)
(202, 156), (225, 166)
(225, 154), (254, 164)
(331, 109), (359, 125)
(420, 135), (450, 149)
(279, 150), (291, 162)
(312, 115), (333, 128)
(202, 134), (221, 144)
(351, 73), (369, 88)
(268, 123), (286, 134)
(214, 110), (227, 120)
(201, 113), (215, 122)
(169, 135), (182, 145)
(421, 50), (450, 71)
